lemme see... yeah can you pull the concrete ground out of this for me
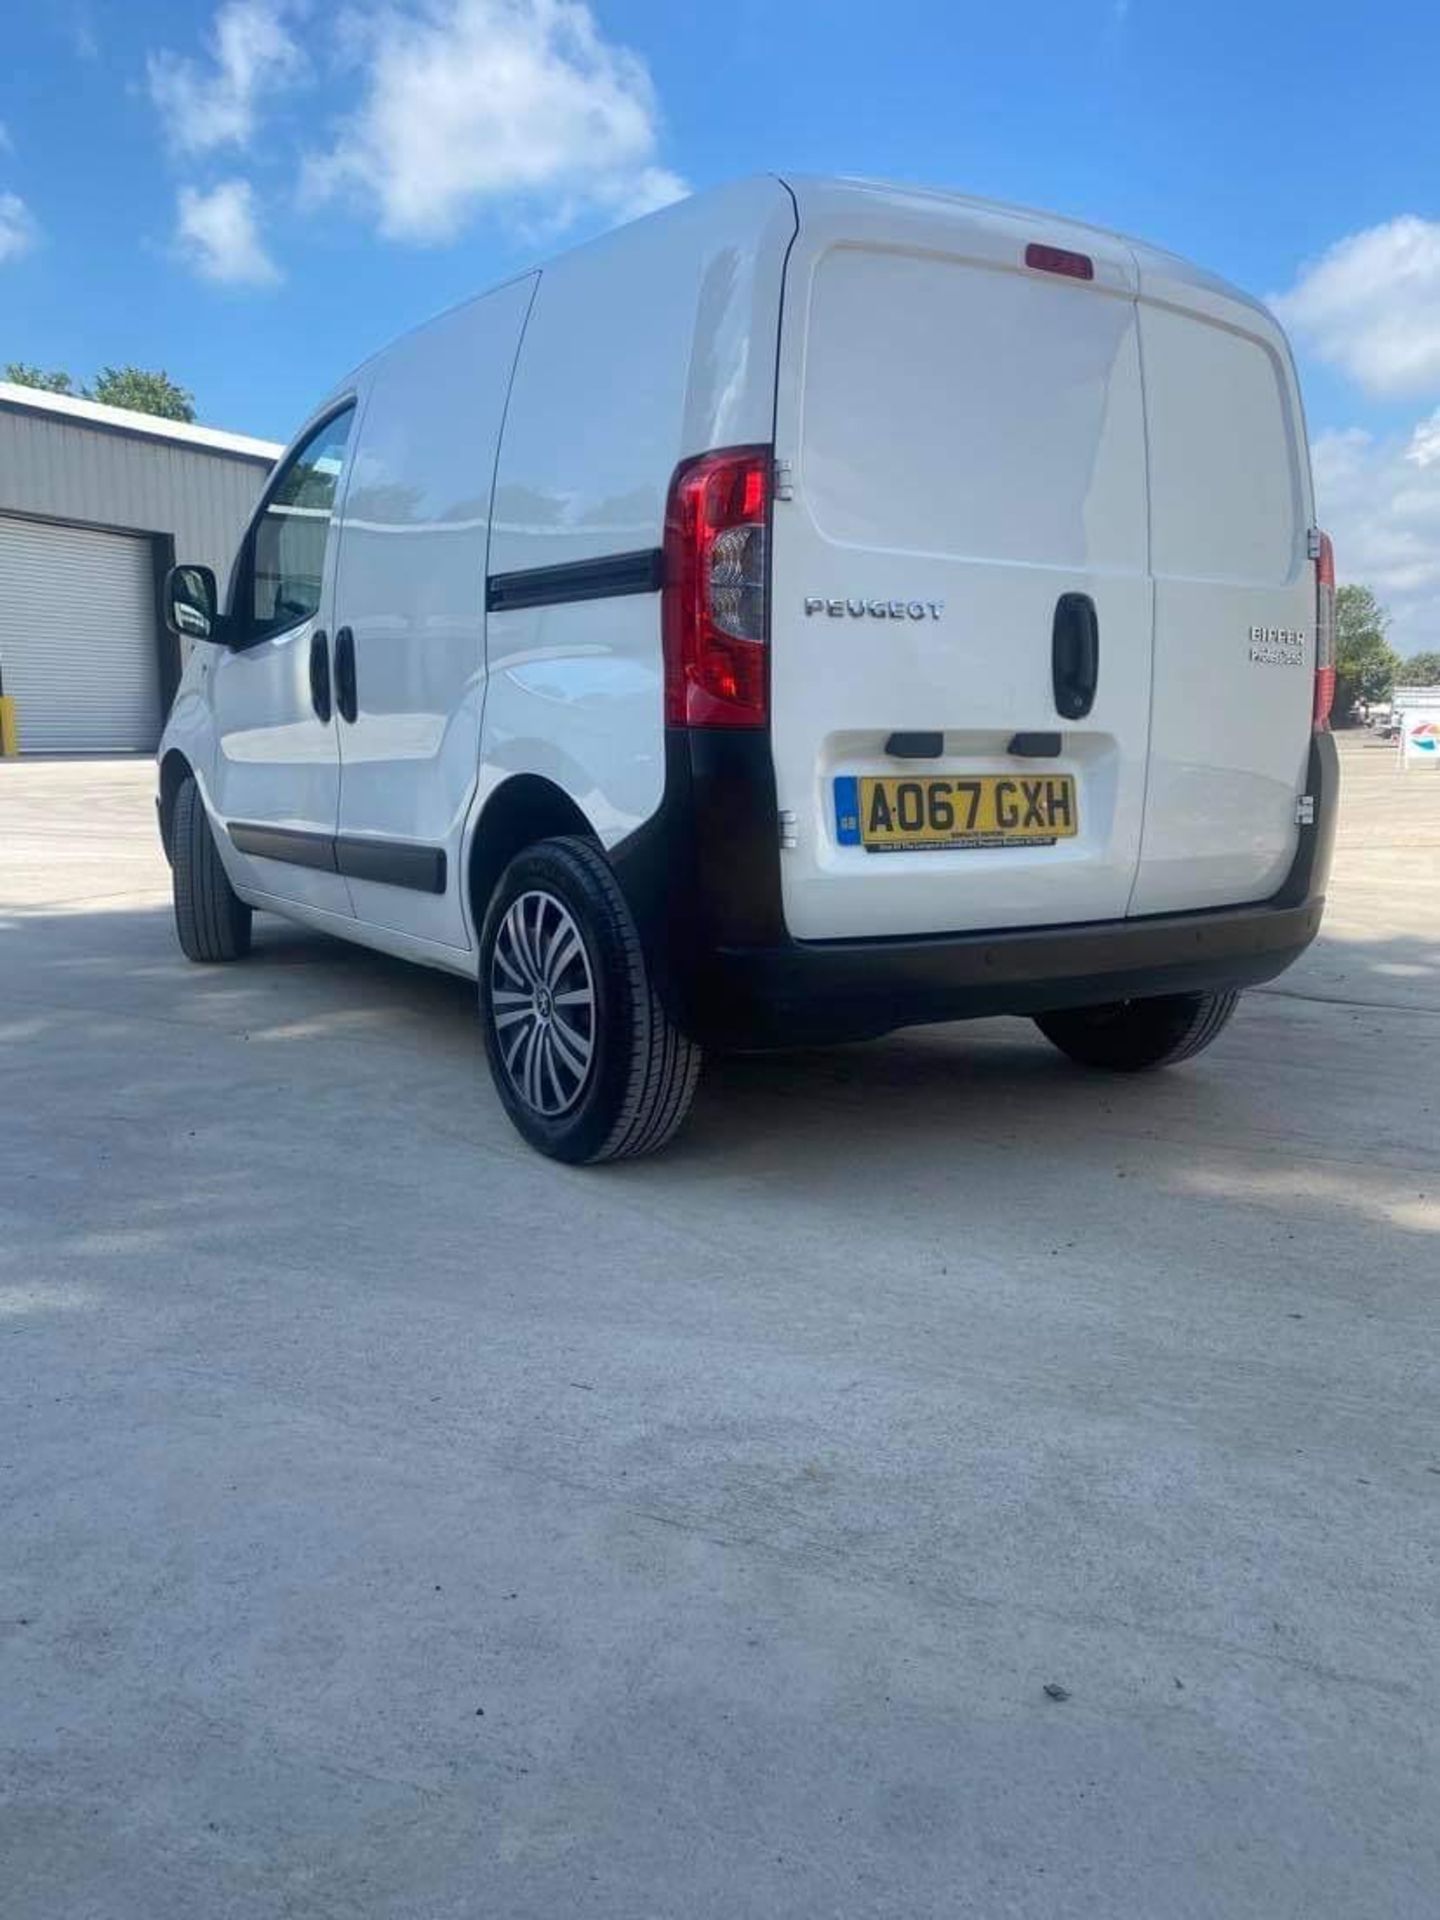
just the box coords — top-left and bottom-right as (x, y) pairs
(1, 733), (1435, 1919)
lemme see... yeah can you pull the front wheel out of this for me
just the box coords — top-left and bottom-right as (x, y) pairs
(479, 837), (701, 1163)
(172, 775), (252, 963)
(1034, 990), (1240, 1072)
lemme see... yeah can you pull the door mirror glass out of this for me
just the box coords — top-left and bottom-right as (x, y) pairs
(164, 564), (222, 641)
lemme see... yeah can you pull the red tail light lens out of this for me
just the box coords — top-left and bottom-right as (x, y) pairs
(1314, 530), (1336, 730)
(662, 446), (770, 728)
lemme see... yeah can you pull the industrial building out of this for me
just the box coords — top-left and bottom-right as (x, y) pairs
(0, 382), (281, 753)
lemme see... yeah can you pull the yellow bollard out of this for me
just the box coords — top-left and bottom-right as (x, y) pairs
(0, 696), (18, 758)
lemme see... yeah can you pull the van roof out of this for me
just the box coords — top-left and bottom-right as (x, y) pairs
(314, 172), (1278, 442)
(778, 173), (1273, 324)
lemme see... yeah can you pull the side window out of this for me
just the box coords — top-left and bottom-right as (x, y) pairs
(249, 408), (354, 639)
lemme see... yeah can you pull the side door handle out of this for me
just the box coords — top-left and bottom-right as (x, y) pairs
(308, 628), (332, 723)
(1052, 593), (1099, 721)
(334, 626), (358, 725)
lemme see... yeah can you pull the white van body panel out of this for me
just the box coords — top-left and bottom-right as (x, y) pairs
(1126, 251), (1315, 914)
(158, 174), (1329, 1060)
(163, 648), (260, 902)
(330, 274), (537, 950)
(480, 177), (797, 852)
(770, 178), (1154, 939)
(204, 403), (359, 918)
(237, 887), (480, 977)
(768, 178), (1317, 941)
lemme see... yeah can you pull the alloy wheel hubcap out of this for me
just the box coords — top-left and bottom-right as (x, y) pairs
(490, 890), (596, 1116)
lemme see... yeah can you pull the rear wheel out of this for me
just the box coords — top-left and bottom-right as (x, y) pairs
(479, 836), (701, 1163)
(1034, 990), (1239, 1072)
(172, 775), (252, 963)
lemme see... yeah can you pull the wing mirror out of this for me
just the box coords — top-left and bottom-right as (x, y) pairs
(163, 564), (230, 644)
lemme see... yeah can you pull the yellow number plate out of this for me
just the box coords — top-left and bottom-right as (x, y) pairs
(836, 773), (1079, 851)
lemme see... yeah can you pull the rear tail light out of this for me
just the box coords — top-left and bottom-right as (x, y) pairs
(1313, 530), (1336, 730)
(662, 446), (770, 728)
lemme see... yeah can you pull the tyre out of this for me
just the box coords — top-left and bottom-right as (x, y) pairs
(479, 836), (701, 1164)
(1034, 989), (1240, 1072)
(172, 775), (252, 963)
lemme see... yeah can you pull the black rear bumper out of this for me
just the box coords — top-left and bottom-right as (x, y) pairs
(611, 729), (1338, 1050)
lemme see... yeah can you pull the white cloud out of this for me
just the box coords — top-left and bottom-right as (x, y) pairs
(1313, 415), (1440, 656)
(148, 0), (303, 156)
(1406, 412), (1440, 470)
(0, 191), (38, 263)
(302, 0), (687, 243)
(176, 179), (281, 286)
(1273, 216), (1440, 399)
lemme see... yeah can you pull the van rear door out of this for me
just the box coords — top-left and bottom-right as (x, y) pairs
(768, 184), (1152, 941)
(1129, 262), (1315, 915)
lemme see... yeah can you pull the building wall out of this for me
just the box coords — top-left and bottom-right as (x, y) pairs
(0, 406), (275, 591)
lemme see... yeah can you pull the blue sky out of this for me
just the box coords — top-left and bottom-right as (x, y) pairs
(4, 0), (1440, 650)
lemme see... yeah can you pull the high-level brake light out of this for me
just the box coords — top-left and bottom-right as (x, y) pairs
(1313, 530), (1336, 730)
(662, 446), (771, 729)
(1024, 242), (1095, 281)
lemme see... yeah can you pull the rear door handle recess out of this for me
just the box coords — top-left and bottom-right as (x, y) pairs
(309, 629), (332, 723)
(1052, 593), (1099, 720)
(334, 626), (358, 724)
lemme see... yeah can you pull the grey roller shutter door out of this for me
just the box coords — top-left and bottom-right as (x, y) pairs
(0, 514), (160, 752)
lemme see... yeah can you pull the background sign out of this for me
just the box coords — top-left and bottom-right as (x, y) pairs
(1399, 712), (1440, 768)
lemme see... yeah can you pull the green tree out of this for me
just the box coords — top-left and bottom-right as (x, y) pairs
(88, 366), (195, 422)
(1397, 650), (1440, 687)
(1334, 584), (1400, 722)
(4, 359), (196, 422)
(5, 361), (77, 394)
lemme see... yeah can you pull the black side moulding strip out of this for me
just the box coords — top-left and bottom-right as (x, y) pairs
(227, 822), (338, 872)
(486, 548), (664, 614)
(228, 823), (446, 895)
(335, 837), (447, 895)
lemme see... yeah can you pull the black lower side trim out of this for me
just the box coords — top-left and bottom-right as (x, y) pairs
(336, 836), (446, 895)
(228, 821), (338, 872)
(228, 822), (446, 895)
(610, 728), (1339, 1051)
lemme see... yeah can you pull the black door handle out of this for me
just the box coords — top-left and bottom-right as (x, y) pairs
(334, 626), (358, 724)
(308, 628), (332, 723)
(1052, 593), (1099, 720)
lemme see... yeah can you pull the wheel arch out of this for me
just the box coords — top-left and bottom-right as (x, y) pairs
(467, 774), (599, 945)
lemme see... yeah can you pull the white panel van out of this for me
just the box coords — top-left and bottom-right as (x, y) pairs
(158, 176), (1338, 1162)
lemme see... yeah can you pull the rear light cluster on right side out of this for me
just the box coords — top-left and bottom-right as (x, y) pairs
(1313, 530), (1336, 730)
(662, 446), (771, 729)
